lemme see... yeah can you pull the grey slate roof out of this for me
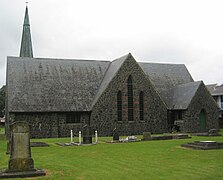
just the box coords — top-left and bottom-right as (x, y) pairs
(7, 56), (110, 112)
(139, 62), (194, 108)
(206, 84), (223, 96)
(20, 6), (33, 58)
(170, 81), (201, 109)
(7, 54), (198, 112)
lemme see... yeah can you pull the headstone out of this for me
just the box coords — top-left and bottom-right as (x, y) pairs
(0, 121), (45, 178)
(82, 125), (92, 144)
(113, 128), (119, 141)
(8, 121), (34, 172)
(142, 132), (151, 141)
(208, 129), (220, 136)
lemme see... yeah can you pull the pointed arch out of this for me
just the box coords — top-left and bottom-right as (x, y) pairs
(117, 91), (122, 121)
(127, 75), (133, 121)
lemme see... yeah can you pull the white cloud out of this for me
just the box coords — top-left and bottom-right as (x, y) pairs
(0, 0), (222, 87)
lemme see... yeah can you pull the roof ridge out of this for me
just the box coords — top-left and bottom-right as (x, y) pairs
(139, 61), (185, 65)
(111, 53), (130, 63)
(8, 56), (110, 63)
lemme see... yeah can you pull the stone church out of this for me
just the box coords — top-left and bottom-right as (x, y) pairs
(5, 6), (219, 138)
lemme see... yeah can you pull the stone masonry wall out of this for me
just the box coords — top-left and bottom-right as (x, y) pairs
(11, 112), (89, 138)
(91, 55), (168, 136)
(183, 82), (219, 132)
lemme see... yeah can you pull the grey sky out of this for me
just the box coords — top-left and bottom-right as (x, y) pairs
(0, 0), (222, 87)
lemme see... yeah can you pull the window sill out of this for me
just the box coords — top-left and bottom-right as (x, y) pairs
(116, 121), (137, 123)
(128, 121), (135, 123)
(66, 123), (82, 125)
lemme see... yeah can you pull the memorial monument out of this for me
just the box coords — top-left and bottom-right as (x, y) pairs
(0, 121), (45, 178)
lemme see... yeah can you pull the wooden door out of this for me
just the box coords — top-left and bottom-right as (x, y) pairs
(199, 109), (206, 131)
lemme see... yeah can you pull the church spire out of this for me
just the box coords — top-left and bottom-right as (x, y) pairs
(20, 5), (33, 58)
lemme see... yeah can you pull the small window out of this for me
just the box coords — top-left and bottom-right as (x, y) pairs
(139, 91), (144, 121)
(117, 91), (122, 121)
(66, 113), (80, 123)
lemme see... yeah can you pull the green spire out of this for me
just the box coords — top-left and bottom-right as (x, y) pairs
(20, 5), (33, 58)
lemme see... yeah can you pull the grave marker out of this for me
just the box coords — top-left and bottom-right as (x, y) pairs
(82, 124), (92, 144)
(113, 128), (119, 141)
(0, 121), (45, 178)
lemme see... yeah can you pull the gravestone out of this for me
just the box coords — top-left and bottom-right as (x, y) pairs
(0, 121), (45, 178)
(82, 124), (92, 144)
(208, 129), (220, 136)
(8, 121), (34, 172)
(192, 129), (221, 136)
(113, 128), (119, 141)
(142, 132), (151, 141)
(181, 141), (223, 150)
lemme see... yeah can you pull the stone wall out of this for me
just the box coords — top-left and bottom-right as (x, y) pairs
(91, 55), (168, 136)
(10, 112), (89, 138)
(183, 82), (219, 132)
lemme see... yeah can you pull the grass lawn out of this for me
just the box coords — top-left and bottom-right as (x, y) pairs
(0, 130), (223, 179)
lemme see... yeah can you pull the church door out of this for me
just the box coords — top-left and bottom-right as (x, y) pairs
(199, 109), (206, 131)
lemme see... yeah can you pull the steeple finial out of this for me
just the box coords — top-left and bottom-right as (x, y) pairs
(19, 3), (33, 58)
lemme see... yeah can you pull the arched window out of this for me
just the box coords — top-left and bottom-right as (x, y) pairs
(117, 91), (122, 121)
(127, 75), (133, 121)
(139, 91), (144, 121)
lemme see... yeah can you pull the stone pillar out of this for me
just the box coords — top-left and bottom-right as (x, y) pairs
(95, 130), (98, 143)
(79, 131), (81, 144)
(70, 130), (73, 143)
(8, 121), (34, 172)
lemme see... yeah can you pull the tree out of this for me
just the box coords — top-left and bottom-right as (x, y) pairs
(0, 85), (5, 117)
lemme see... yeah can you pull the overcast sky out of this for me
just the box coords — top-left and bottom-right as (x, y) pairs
(0, 0), (222, 87)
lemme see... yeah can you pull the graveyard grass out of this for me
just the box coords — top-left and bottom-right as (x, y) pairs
(0, 129), (223, 179)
